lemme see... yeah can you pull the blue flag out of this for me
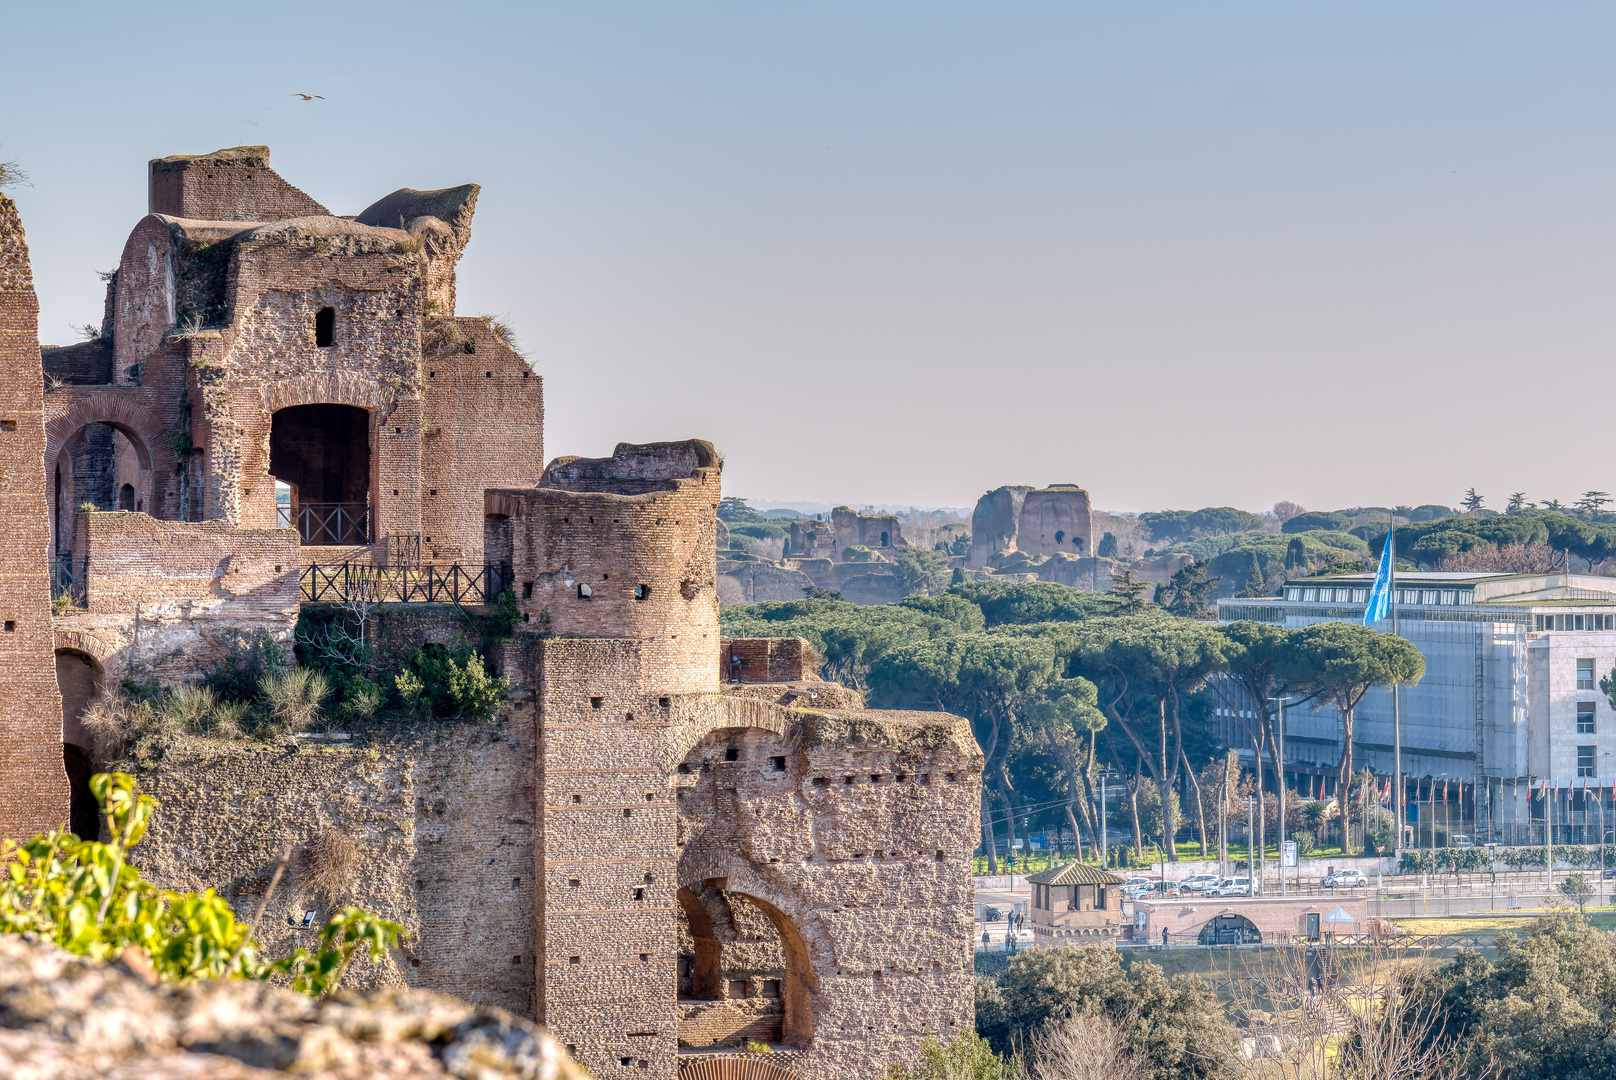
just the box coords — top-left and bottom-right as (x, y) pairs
(1363, 535), (1393, 625)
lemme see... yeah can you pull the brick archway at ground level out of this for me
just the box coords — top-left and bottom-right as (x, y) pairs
(678, 1057), (805, 1080)
(676, 856), (826, 1051)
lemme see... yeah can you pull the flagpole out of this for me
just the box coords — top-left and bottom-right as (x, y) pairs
(1390, 513), (1403, 861)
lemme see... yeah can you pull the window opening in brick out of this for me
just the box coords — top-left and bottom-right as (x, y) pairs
(577, 582), (592, 599)
(512, 877), (521, 886)
(813, 777), (829, 786)
(1055, 530), (1064, 544)
(522, 582), (534, 598)
(314, 307), (335, 347)
(569, 956), (581, 964)
(118, 484), (135, 511)
(677, 763), (691, 774)
(270, 404), (370, 545)
(623, 808), (633, 818)
(640, 953), (649, 962)
(761, 979), (781, 998)
(769, 756), (786, 772)
(511, 955), (521, 965)
(3, 622), (14, 632)
(634, 583), (650, 600)
(568, 878), (580, 886)
(0, 420), (14, 431)
(633, 888), (644, 900)
(571, 793), (582, 803)
(728, 980), (748, 998)
(724, 747), (740, 761)
(659, 696), (670, 708)
(844, 775), (854, 784)
(589, 696), (602, 709)
(880, 531), (889, 545)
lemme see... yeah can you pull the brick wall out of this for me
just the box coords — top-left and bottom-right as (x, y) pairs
(0, 194), (70, 838)
(130, 718), (537, 1015)
(148, 147), (328, 222)
(56, 513), (301, 685)
(721, 637), (817, 683)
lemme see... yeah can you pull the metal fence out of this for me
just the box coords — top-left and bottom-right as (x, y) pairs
(281, 502), (371, 546)
(300, 562), (512, 606)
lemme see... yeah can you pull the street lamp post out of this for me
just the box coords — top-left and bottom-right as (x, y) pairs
(1270, 697), (1289, 897)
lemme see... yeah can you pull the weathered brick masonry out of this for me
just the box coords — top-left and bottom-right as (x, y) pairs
(0, 194), (70, 836)
(4, 149), (981, 1080)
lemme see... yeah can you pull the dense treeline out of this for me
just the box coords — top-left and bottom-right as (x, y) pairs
(897, 912), (1616, 1080)
(720, 579), (1423, 867)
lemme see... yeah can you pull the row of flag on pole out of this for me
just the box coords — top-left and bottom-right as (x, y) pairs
(1288, 775), (1616, 802)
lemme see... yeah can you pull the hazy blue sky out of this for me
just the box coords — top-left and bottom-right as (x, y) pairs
(5, 3), (1612, 513)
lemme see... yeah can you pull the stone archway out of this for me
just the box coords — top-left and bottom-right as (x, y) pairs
(678, 1058), (804, 1080)
(45, 397), (172, 545)
(678, 886), (723, 1000)
(54, 649), (103, 839)
(1198, 912), (1262, 946)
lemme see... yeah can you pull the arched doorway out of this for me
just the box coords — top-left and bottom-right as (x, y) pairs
(52, 421), (156, 555)
(55, 649), (103, 838)
(1198, 912), (1261, 946)
(677, 886), (723, 1000)
(270, 404), (372, 545)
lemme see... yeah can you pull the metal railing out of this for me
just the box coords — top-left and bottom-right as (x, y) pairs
(300, 562), (512, 605)
(281, 502), (371, 546)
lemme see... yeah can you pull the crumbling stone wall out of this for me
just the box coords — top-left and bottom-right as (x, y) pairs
(55, 512), (301, 687)
(0, 193), (71, 838)
(830, 507), (903, 558)
(147, 145), (329, 222)
(1016, 485), (1092, 559)
(968, 486), (1033, 568)
(968, 484), (1093, 566)
(130, 717), (537, 1016)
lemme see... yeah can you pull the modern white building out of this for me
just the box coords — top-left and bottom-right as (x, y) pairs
(1217, 572), (1616, 845)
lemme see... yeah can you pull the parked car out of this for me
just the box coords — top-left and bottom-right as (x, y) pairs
(1175, 874), (1218, 896)
(1321, 869), (1367, 888)
(1122, 878), (1166, 900)
(1130, 881), (1175, 901)
(1215, 877), (1252, 897)
(1450, 834), (1474, 848)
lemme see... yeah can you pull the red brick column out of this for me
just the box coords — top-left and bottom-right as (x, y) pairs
(0, 194), (70, 838)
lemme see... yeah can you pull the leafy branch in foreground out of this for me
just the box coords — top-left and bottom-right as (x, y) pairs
(0, 772), (404, 995)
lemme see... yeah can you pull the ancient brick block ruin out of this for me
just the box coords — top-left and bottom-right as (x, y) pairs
(2, 149), (981, 1080)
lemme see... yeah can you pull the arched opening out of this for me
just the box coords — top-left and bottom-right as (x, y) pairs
(879, 531), (889, 546)
(1198, 912), (1261, 946)
(52, 422), (154, 554)
(677, 886), (723, 1000)
(55, 649), (102, 838)
(315, 306), (336, 347)
(270, 404), (371, 545)
(730, 891), (815, 1047)
(1054, 530), (1064, 545)
(63, 744), (97, 839)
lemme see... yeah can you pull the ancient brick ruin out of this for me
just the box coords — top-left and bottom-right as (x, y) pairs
(2, 149), (981, 1080)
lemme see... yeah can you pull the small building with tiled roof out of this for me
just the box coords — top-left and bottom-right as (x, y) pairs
(1026, 862), (1127, 947)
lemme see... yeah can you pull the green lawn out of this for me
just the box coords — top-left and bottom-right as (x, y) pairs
(1394, 908), (1616, 936)
(973, 841), (1348, 876)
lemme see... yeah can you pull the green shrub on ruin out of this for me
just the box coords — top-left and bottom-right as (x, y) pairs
(885, 1031), (1017, 1080)
(0, 772), (404, 995)
(490, 585), (521, 639)
(392, 644), (509, 721)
